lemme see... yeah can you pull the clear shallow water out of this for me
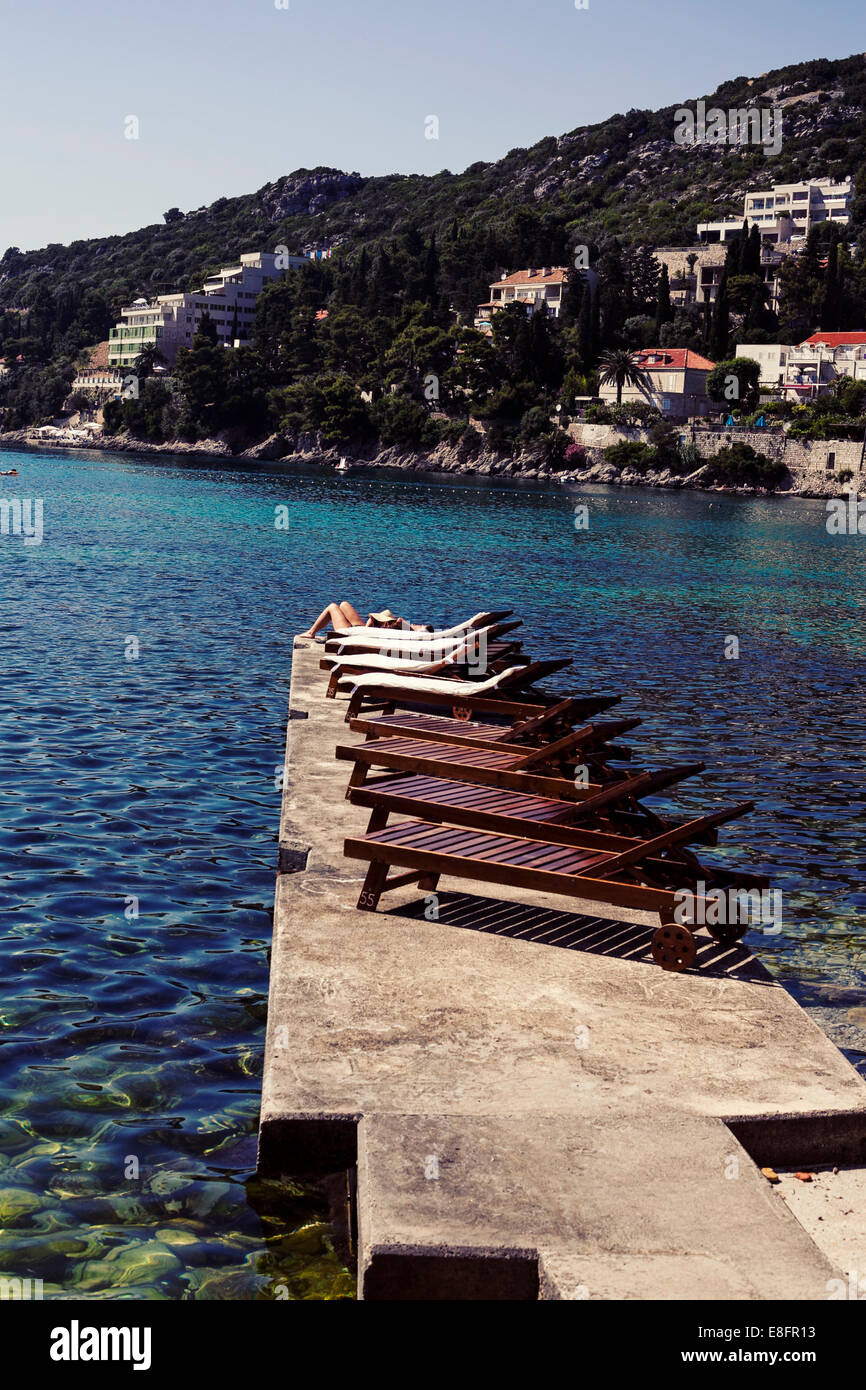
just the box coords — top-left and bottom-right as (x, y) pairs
(1, 446), (865, 1298)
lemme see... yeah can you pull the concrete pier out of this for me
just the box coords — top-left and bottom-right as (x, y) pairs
(258, 641), (866, 1299)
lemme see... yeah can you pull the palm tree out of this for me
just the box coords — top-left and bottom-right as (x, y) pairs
(133, 343), (167, 381)
(598, 349), (652, 406)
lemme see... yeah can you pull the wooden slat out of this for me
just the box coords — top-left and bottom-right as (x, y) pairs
(344, 822), (696, 916)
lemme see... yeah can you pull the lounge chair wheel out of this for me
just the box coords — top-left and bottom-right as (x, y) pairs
(705, 921), (748, 946)
(651, 923), (697, 972)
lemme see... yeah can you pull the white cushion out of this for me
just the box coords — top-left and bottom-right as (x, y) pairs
(334, 612), (493, 646)
(337, 665), (524, 698)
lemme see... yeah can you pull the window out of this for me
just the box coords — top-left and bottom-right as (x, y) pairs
(827, 451), (836, 472)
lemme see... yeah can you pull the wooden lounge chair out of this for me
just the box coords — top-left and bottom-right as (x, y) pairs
(349, 773), (751, 857)
(336, 729), (704, 804)
(343, 813), (762, 970)
(342, 678), (615, 725)
(322, 622), (520, 664)
(332, 609), (513, 644)
(350, 700), (633, 753)
(324, 619), (523, 656)
(336, 659), (573, 710)
(320, 624), (525, 691)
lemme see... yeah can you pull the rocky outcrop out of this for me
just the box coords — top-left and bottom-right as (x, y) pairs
(259, 169), (365, 221)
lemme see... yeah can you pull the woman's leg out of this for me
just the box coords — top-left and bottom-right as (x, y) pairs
(338, 601), (365, 627)
(298, 603), (352, 638)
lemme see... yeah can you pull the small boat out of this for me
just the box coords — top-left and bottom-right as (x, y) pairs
(336, 456), (351, 473)
(0, 469), (18, 476)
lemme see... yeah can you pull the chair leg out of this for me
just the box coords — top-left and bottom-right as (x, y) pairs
(419, 872), (440, 892)
(358, 860), (389, 911)
(366, 807), (389, 832)
(326, 672), (339, 699)
(345, 693), (361, 722)
(345, 761), (368, 799)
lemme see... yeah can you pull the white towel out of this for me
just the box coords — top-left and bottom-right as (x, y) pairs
(333, 611), (495, 647)
(338, 666), (524, 698)
(331, 625), (496, 663)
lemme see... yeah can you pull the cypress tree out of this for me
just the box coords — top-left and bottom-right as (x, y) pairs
(591, 285), (601, 360)
(709, 268), (729, 360)
(353, 248), (370, 308)
(654, 264), (673, 336)
(726, 227), (744, 278)
(561, 268), (585, 323)
(576, 287), (593, 369)
(743, 224), (762, 277)
(422, 233), (439, 307)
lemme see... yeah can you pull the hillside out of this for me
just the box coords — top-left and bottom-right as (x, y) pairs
(2, 49), (865, 323)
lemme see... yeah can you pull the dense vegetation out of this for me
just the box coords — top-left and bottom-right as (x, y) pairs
(2, 50), (866, 449)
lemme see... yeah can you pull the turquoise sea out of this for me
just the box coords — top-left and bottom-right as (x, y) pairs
(1, 445), (865, 1298)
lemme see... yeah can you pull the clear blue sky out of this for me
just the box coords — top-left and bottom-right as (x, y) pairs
(0, 0), (862, 254)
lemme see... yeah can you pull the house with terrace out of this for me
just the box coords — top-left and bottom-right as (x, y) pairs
(474, 266), (568, 334)
(598, 348), (716, 420)
(736, 332), (866, 398)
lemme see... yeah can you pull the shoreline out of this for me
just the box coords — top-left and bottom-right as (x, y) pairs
(0, 427), (848, 500)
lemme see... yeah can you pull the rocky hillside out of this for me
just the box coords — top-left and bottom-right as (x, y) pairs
(1, 50), (865, 320)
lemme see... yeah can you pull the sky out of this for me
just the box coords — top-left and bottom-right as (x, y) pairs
(0, 0), (863, 255)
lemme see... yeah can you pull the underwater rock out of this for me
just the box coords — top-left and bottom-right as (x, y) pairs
(72, 1240), (182, 1290)
(186, 1265), (271, 1300)
(181, 1181), (235, 1220)
(0, 1120), (32, 1156)
(0, 1187), (45, 1227)
(154, 1226), (200, 1249)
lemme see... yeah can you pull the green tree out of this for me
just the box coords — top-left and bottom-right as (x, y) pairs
(706, 357), (761, 411)
(173, 315), (228, 436)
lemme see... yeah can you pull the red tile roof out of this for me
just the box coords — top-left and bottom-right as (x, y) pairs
(634, 349), (715, 371)
(493, 267), (568, 287)
(801, 332), (866, 347)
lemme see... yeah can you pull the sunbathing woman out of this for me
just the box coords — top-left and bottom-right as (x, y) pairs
(298, 602), (429, 639)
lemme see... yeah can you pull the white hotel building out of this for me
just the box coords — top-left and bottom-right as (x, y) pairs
(697, 176), (853, 246)
(108, 250), (308, 369)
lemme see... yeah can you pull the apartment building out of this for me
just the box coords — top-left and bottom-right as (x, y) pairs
(697, 175), (852, 246)
(474, 267), (568, 333)
(597, 348), (716, 420)
(655, 242), (784, 313)
(108, 250), (307, 369)
(655, 173), (853, 315)
(736, 332), (866, 397)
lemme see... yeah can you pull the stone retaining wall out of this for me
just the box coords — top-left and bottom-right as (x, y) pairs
(569, 421), (865, 488)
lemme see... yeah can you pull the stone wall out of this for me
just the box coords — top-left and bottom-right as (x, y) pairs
(568, 420), (865, 490)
